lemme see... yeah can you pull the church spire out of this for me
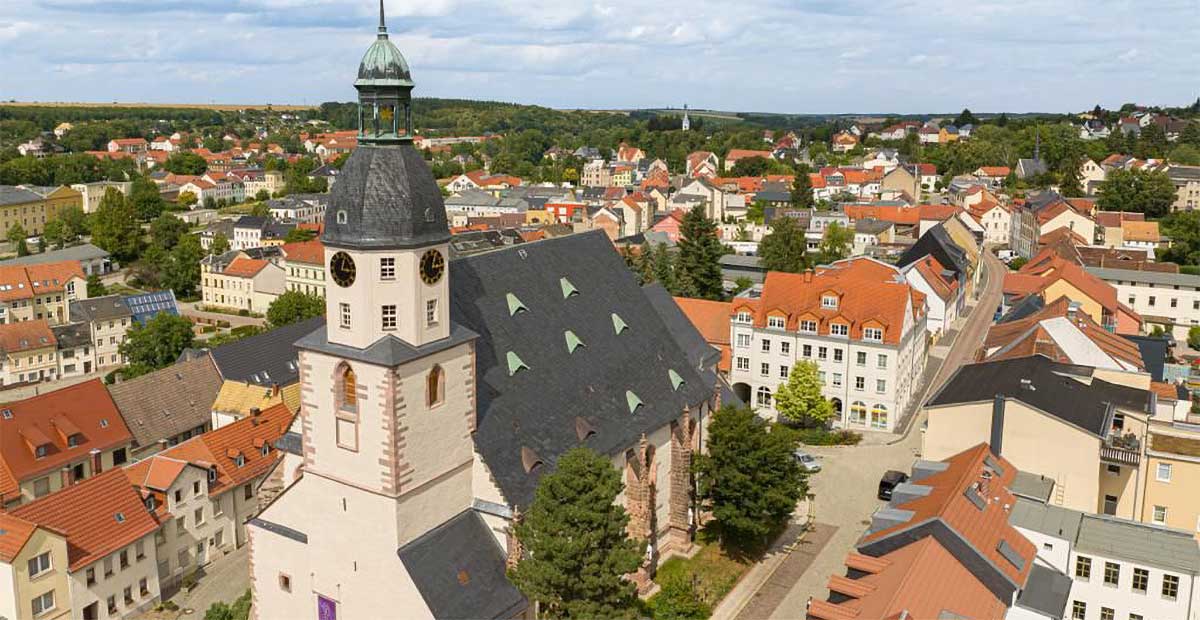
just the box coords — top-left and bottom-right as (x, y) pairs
(378, 0), (387, 36)
(355, 0), (414, 145)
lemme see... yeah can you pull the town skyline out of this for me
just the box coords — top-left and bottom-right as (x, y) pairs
(2, 0), (1197, 114)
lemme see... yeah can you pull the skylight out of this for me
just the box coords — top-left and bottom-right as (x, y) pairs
(114, 512), (126, 523)
(506, 351), (529, 376)
(611, 313), (628, 334)
(506, 293), (527, 316)
(669, 369), (685, 391)
(564, 330), (585, 353)
(625, 390), (643, 414)
(560, 277), (579, 299)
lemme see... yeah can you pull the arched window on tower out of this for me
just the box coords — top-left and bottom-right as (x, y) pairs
(427, 365), (445, 408)
(335, 363), (359, 451)
(339, 365), (358, 412)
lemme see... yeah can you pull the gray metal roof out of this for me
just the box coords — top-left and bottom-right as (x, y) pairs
(1, 243), (109, 266)
(1009, 497), (1082, 541)
(69, 295), (132, 322)
(1009, 471), (1055, 503)
(0, 186), (45, 206)
(321, 145), (450, 251)
(1014, 564), (1071, 618)
(1075, 513), (1200, 575)
(397, 509), (526, 619)
(209, 316), (324, 385)
(1085, 265), (1200, 289)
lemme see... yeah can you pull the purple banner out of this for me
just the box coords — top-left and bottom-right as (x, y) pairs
(317, 595), (337, 620)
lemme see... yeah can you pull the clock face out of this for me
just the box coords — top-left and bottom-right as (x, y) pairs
(330, 251), (356, 288)
(420, 249), (445, 285)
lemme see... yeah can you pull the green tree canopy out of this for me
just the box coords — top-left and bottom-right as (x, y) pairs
(508, 447), (642, 619)
(759, 215), (809, 274)
(162, 234), (204, 297)
(118, 313), (195, 379)
(129, 176), (165, 220)
(817, 221), (853, 263)
(150, 213), (189, 250)
(694, 406), (806, 552)
(209, 232), (230, 255)
(1096, 168), (1177, 218)
(674, 205), (726, 300)
(1189, 326), (1200, 351)
(954, 108), (978, 127)
(790, 164), (814, 209)
(1159, 210), (1200, 266)
(283, 228), (315, 243)
(729, 156), (771, 177)
(266, 290), (325, 327)
(6, 223), (29, 256)
(773, 361), (834, 427)
(90, 187), (143, 262)
(164, 152), (208, 175)
(177, 191), (198, 209)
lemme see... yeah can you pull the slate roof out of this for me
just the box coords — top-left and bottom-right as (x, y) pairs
(1075, 513), (1200, 575)
(208, 317), (324, 386)
(51, 322), (91, 349)
(897, 223), (968, 285)
(108, 356), (224, 450)
(0, 186), (45, 206)
(643, 283), (723, 373)
(927, 356), (1152, 437)
(69, 294), (132, 322)
(1, 243), (110, 267)
(397, 509), (527, 619)
(321, 145), (450, 251)
(1122, 335), (1170, 381)
(1013, 564), (1071, 618)
(450, 230), (713, 508)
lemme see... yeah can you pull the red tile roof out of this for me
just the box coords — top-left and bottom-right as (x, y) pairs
(976, 166), (1011, 177)
(1094, 210), (1144, 228)
(674, 297), (733, 373)
(724, 149), (772, 162)
(918, 203), (962, 221)
(731, 258), (923, 345)
(843, 204), (920, 226)
(223, 257), (269, 278)
(0, 261), (84, 302)
(0, 379), (132, 500)
(0, 512), (41, 562)
(911, 255), (959, 302)
(281, 239), (324, 265)
(983, 297), (1145, 370)
(12, 468), (161, 570)
(0, 319), (56, 355)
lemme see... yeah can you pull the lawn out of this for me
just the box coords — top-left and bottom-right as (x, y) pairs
(646, 528), (751, 619)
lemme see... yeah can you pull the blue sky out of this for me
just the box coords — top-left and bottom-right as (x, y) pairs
(1, 0), (1197, 114)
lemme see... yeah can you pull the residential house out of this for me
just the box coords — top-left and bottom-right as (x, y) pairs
(0, 379), (133, 509)
(70, 181), (131, 214)
(580, 159), (611, 187)
(880, 166), (919, 200)
(67, 296), (132, 371)
(0, 186), (82, 236)
(973, 166), (1011, 187)
(2, 244), (113, 277)
(615, 144), (644, 163)
(723, 257), (928, 432)
(106, 139), (148, 154)
(1095, 211), (1144, 248)
(267, 195), (326, 225)
(0, 512), (72, 620)
(851, 219), (894, 254)
(199, 252), (286, 314)
(1121, 221), (1164, 253)
(686, 151), (719, 178)
(50, 322), (93, 380)
(0, 261), (87, 326)
(1166, 165), (1200, 212)
(0, 320), (60, 386)
(969, 198), (1012, 246)
(107, 356), (224, 459)
(897, 223), (974, 298)
(281, 239), (326, 298)
(831, 132), (859, 153)
(1086, 266), (1200, 342)
(902, 254), (962, 338)
(673, 296), (733, 375)
(1079, 158), (1106, 194)
(1010, 256), (1142, 334)
(674, 178), (729, 221)
(723, 149), (772, 172)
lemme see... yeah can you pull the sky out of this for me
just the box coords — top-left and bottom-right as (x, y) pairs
(1, 0), (1197, 114)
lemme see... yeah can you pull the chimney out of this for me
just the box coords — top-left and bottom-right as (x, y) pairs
(989, 395), (1005, 457)
(803, 269), (813, 283)
(60, 466), (72, 489)
(90, 448), (102, 475)
(251, 407), (262, 417)
(271, 383), (280, 397)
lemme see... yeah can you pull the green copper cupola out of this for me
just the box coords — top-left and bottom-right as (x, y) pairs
(355, 0), (414, 145)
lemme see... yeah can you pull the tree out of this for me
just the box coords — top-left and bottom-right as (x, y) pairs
(1096, 168), (1178, 218)
(650, 242), (676, 293)
(162, 234), (204, 297)
(250, 202), (270, 218)
(177, 191), (198, 209)
(6, 223), (29, 256)
(694, 406), (806, 552)
(118, 313), (195, 379)
(58, 206), (88, 241)
(283, 228), (315, 243)
(90, 187), (142, 262)
(150, 213), (189, 250)
(1160, 210), (1200, 266)
(759, 215), (809, 274)
(1059, 161), (1083, 197)
(790, 165), (814, 209)
(128, 176), (165, 220)
(674, 205), (726, 300)
(41, 220), (67, 250)
(267, 290), (325, 327)
(204, 590), (251, 620)
(164, 152), (208, 175)
(508, 447), (642, 619)
(86, 274), (107, 297)
(1189, 326), (1200, 351)
(254, 189), (271, 202)
(1168, 144), (1200, 166)
(817, 221), (852, 263)
(209, 232), (230, 255)
(954, 108), (978, 127)
(745, 200), (766, 225)
(773, 361), (835, 427)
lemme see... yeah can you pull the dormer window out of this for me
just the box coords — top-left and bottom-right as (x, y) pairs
(734, 311), (753, 324)
(34, 444), (48, 459)
(863, 327), (883, 342)
(767, 316), (786, 329)
(830, 323), (849, 337)
(235, 455), (245, 468)
(67, 434), (81, 448)
(261, 443), (270, 456)
(208, 467), (217, 482)
(146, 496), (156, 511)
(800, 320), (817, 333)
(821, 295), (838, 309)
(336, 210), (348, 225)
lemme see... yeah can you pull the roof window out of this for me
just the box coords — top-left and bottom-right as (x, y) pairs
(560, 277), (579, 299)
(1, 409), (11, 420)
(626, 390), (644, 414)
(564, 330), (585, 354)
(114, 512), (126, 523)
(669, 369), (685, 391)
(506, 293), (527, 316)
(506, 352), (529, 376)
(611, 313), (628, 334)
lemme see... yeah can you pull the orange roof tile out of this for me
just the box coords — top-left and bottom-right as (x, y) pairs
(0, 379), (132, 499)
(983, 297), (1144, 370)
(918, 203), (962, 221)
(976, 166), (1011, 177)
(732, 258), (922, 345)
(223, 257), (269, 278)
(1121, 220), (1160, 243)
(674, 297), (733, 373)
(12, 468), (161, 570)
(725, 149), (772, 162)
(911, 255), (959, 302)
(0, 319), (56, 355)
(0, 512), (40, 562)
(0, 260), (83, 302)
(281, 239), (324, 265)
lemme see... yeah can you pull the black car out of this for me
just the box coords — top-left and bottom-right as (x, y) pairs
(878, 470), (909, 500)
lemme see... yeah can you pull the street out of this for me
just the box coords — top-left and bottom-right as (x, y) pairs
(730, 251), (1006, 619)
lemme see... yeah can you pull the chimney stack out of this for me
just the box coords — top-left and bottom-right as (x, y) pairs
(251, 407), (262, 417)
(90, 448), (102, 476)
(989, 395), (1005, 457)
(803, 269), (813, 284)
(60, 466), (72, 489)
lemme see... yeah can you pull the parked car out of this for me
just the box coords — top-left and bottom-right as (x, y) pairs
(878, 470), (909, 500)
(794, 449), (822, 473)
(997, 249), (1017, 262)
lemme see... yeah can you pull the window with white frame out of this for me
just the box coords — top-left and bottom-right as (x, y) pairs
(767, 316), (786, 329)
(1153, 505), (1167, 524)
(755, 386), (771, 407)
(832, 373), (842, 387)
(863, 327), (883, 341)
(833, 348), (843, 362)
(736, 333), (751, 348)
(339, 302), (351, 329)
(830, 323), (848, 337)
(736, 357), (750, 371)
(856, 351), (866, 366)
(381, 305), (397, 331)
(800, 320), (817, 333)
(379, 257), (395, 280)
(1157, 462), (1172, 482)
(31, 591), (54, 616)
(779, 365), (789, 379)
(735, 311), (752, 324)
(761, 339), (771, 353)
(821, 295), (838, 309)
(876, 379), (886, 393)
(818, 346), (827, 360)
(802, 344), (812, 358)
(780, 341), (790, 355)
(877, 354), (888, 369)
(855, 376), (865, 391)
(760, 363), (770, 376)
(27, 552), (51, 578)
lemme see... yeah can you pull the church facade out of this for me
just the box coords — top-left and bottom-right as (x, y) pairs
(247, 6), (725, 619)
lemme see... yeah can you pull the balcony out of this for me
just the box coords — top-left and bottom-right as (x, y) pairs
(1100, 433), (1141, 466)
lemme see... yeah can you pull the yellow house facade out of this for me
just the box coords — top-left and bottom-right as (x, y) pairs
(0, 186), (82, 237)
(0, 516), (71, 620)
(1142, 433), (1200, 538)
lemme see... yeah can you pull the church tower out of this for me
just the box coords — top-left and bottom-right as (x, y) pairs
(681, 103), (690, 132)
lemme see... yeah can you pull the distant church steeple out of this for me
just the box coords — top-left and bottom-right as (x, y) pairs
(681, 104), (690, 132)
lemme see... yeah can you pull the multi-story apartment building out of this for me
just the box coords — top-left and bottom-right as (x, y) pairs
(200, 250), (286, 313)
(267, 194), (326, 224)
(1166, 165), (1200, 212)
(0, 320), (59, 386)
(1087, 266), (1200, 343)
(69, 181), (131, 214)
(726, 257), (928, 432)
(281, 239), (326, 297)
(580, 159), (610, 187)
(68, 295), (133, 371)
(0, 380), (133, 509)
(0, 261), (87, 326)
(0, 186), (82, 236)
